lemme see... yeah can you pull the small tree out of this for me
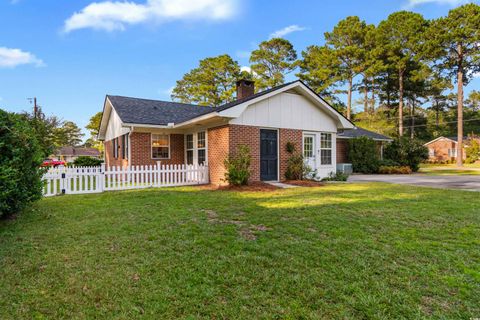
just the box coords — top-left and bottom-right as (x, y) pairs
(224, 145), (251, 186)
(348, 137), (379, 173)
(466, 138), (480, 164)
(384, 137), (428, 172)
(1, 110), (44, 217)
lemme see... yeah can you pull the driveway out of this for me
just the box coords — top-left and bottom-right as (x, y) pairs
(348, 174), (480, 191)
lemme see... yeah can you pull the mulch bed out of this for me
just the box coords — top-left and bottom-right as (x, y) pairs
(201, 180), (324, 191)
(201, 181), (279, 192)
(284, 180), (325, 187)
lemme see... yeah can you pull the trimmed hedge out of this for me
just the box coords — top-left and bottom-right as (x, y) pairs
(0, 110), (44, 217)
(73, 156), (103, 167)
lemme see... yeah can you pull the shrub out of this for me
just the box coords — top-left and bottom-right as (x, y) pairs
(378, 159), (400, 167)
(224, 145), (251, 186)
(73, 156), (103, 167)
(466, 139), (480, 164)
(285, 141), (296, 154)
(384, 137), (428, 172)
(0, 110), (44, 217)
(321, 171), (349, 181)
(348, 136), (379, 173)
(285, 153), (310, 180)
(378, 166), (412, 174)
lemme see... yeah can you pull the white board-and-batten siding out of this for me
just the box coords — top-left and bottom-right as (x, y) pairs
(105, 108), (130, 141)
(229, 92), (338, 133)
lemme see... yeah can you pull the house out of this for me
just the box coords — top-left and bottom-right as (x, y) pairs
(51, 146), (101, 163)
(336, 127), (393, 164)
(424, 136), (478, 162)
(98, 80), (355, 185)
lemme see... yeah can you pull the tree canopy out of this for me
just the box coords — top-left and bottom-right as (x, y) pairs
(171, 54), (241, 107)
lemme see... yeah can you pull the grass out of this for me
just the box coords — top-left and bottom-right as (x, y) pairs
(419, 163), (480, 175)
(1, 183), (479, 319)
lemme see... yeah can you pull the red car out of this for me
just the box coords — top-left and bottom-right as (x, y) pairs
(41, 159), (66, 167)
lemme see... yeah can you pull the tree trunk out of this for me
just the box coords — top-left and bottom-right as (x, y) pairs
(457, 44), (464, 167)
(370, 78), (375, 113)
(398, 70), (404, 136)
(363, 79), (368, 113)
(410, 98), (415, 139)
(347, 77), (353, 120)
(435, 99), (439, 129)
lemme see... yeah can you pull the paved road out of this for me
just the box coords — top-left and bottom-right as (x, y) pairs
(348, 174), (480, 191)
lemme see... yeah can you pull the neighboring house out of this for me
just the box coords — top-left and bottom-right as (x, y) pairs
(424, 136), (474, 162)
(336, 127), (393, 163)
(98, 80), (354, 185)
(51, 147), (102, 163)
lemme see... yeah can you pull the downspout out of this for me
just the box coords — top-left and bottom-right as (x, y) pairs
(128, 126), (134, 167)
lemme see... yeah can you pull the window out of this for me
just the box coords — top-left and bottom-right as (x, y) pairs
(122, 134), (128, 160)
(152, 134), (169, 159)
(303, 136), (314, 158)
(185, 131), (207, 165)
(448, 148), (457, 158)
(186, 134), (194, 165)
(113, 138), (118, 159)
(320, 133), (332, 165)
(429, 148), (435, 157)
(197, 131), (206, 164)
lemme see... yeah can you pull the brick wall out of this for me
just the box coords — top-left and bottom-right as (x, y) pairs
(279, 128), (302, 181)
(130, 132), (184, 166)
(426, 138), (463, 162)
(229, 125), (261, 182)
(104, 138), (128, 168)
(104, 132), (185, 167)
(208, 125), (230, 185)
(336, 139), (349, 163)
(228, 125), (302, 182)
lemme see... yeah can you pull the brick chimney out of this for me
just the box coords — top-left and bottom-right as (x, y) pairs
(236, 79), (255, 100)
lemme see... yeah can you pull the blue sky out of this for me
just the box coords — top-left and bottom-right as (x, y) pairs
(1, 0), (478, 137)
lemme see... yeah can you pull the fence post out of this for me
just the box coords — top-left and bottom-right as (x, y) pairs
(100, 163), (106, 192)
(61, 172), (66, 194)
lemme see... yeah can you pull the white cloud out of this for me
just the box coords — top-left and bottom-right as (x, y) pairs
(0, 47), (45, 68)
(269, 24), (306, 39)
(404, 0), (470, 8)
(64, 0), (238, 33)
(159, 86), (175, 96)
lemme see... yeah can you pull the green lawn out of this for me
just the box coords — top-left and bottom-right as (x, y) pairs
(419, 163), (480, 175)
(1, 183), (479, 319)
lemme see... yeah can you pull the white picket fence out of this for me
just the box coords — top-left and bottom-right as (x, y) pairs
(42, 164), (209, 197)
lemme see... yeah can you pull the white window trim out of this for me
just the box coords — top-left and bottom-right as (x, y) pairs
(319, 132), (333, 166)
(151, 133), (171, 160)
(184, 130), (208, 165)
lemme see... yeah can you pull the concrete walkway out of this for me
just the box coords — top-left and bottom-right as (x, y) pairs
(265, 181), (299, 189)
(348, 174), (480, 191)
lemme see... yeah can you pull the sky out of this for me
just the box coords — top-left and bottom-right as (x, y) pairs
(1, 0), (479, 138)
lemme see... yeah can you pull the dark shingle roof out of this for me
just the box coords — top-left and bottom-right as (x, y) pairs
(107, 82), (297, 126)
(107, 95), (215, 126)
(56, 147), (101, 157)
(338, 127), (392, 141)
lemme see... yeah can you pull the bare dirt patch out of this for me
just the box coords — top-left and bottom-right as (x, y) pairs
(202, 209), (271, 240)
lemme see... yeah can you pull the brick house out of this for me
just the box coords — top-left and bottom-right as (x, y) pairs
(336, 128), (393, 164)
(98, 80), (355, 185)
(424, 136), (473, 162)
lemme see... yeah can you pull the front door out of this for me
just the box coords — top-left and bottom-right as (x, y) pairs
(260, 129), (278, 181)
